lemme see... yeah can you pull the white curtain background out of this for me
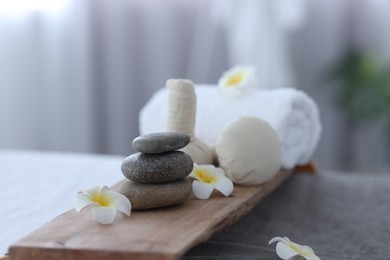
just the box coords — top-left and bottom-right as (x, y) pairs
(211, 0), (307, 88)
(1, 0), (390, 172)
(0, 0), (226, 155)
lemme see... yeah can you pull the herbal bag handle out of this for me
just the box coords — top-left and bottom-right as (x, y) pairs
(166, 79), (214, 164)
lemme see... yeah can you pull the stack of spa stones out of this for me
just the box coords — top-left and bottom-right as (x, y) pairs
(119, 133), (193, 210)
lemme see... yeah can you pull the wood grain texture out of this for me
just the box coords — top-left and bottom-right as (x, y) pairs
(9, 170), (290, 260)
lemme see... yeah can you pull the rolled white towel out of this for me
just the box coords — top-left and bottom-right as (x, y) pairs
(140, 85), (322, 169)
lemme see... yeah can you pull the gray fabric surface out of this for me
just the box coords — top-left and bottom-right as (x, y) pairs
(185, 171), (390, 260)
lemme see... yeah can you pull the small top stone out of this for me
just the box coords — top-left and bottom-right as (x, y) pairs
(132, 132), (190, 154)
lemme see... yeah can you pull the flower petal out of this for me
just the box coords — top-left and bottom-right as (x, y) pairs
(276, 242), (301, 260)
(192, 180), (214, 199)
(214, 177), (233, 197)
(301, 245), (315, 254)
(102, 187), (131, 216)
(289, 242), (318, 259)
(218, 65), (256, 92)
(74, 192), (97, 212)
(269, 237), (290, 245)
(112, 194), (132, 216)
(189, 171), (201, 181)
(190, 164), (220, 184)
(269, 237), (320, 260)
(92, 206), (117, 225)
(86, 186), (103, 198)
(100, 186), (118, 201)
(189, 164), (200, 180)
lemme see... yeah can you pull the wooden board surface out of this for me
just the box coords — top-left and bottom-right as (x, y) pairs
(9, 170), (291, 260)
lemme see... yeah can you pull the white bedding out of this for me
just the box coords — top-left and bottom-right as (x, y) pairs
(0, 150), (124, 256)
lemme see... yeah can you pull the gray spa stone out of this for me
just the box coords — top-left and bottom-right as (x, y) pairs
(132, 132), (190, 154)
(119, 178), (192, 210)
(121, 151), (193, 183)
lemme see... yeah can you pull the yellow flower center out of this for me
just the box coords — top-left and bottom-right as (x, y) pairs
(195, 169), (217, 184)
(288, 242), (311, 257)
(91, 191), (112, 207)
(225, 71), (244, 87)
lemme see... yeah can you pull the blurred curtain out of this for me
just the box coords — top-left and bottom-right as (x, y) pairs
(0, 1), (96, 153)
(0, 0), (227, 155)
(211, 0), (307, 88)
(0, 0), (300, 156)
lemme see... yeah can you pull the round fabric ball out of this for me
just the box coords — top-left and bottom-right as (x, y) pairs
(216, 116), (281, 185)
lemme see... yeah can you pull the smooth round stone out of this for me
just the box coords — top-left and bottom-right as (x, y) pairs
(121, 151), (193, 183)
(119, 178), (192, 210)
(132, 132), (190, 154)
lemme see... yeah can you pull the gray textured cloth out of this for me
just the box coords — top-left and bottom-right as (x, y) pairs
(185, 171), (390, 260)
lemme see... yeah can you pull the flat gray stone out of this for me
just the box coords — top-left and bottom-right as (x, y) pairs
(132, 132), (190, 154)
(121, 151), (193, 183)
(119, 178), (192, 210)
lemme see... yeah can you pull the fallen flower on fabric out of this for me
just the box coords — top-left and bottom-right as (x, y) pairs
(189, 164), (233, 199)
(218, 65), (256, 97)
(74, 186), (131, 225)
(269, 237), (320, 260)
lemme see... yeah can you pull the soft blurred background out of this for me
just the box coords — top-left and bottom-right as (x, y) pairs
(1, 0), (390, 173)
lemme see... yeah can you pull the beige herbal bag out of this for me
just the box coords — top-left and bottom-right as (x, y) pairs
(166, 79), (214, 165)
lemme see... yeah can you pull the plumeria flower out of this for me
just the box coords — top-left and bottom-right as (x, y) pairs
(74, 186), (131, 225)
(189, 164), (234, 200)
(218, 65), (256, 97)
(269, 237), (320, 260)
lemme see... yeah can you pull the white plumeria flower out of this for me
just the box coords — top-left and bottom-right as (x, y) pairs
(74, 186), (131, 225)
(189, 164), (233, 200)
(218, 65), (256, 97)
(269, 237), (320, 260)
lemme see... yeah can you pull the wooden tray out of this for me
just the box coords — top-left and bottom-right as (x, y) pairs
(9, 170), (291, 260)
